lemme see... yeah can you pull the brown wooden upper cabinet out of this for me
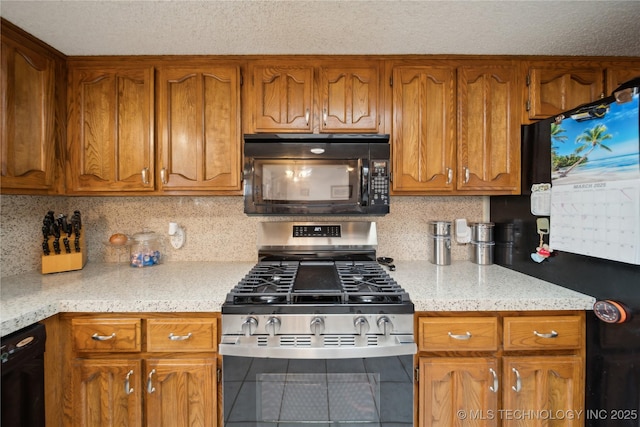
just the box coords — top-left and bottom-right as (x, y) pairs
(246, 59), (381, 133)
(66, 62), (155, 193)
(1, 30), (57, 193)
(156, 65), (242, 193)
(526, 63), (604, 120)
(319, 64), (380, 132)
(525, 61), (640, 122)
(605, 65), (640, 93)
(391, 64), (457, 192)
(390, 60), (520, 195)
(457, 63), (521, 193)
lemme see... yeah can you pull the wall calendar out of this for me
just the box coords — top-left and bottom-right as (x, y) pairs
(549, 90), (640, 265)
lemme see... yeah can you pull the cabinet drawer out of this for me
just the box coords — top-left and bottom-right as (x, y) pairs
(503, 316), (582, 350)
(147, 319), (217, 352)
(418, 317), (498, 351)
(72, 318), (142, 352)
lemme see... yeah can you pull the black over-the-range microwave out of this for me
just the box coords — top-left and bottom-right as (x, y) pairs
(243, 134), (391, 215)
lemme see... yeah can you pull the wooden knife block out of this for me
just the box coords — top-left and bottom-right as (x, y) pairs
(41, 233), (87, 274)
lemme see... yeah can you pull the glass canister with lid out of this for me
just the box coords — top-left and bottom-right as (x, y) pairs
(129, 230), (163, 267)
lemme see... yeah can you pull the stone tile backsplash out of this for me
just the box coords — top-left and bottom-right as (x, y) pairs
(0, 195), (485, 277)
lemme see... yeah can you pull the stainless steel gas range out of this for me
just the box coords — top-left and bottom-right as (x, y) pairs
(219, 221), (416, 427)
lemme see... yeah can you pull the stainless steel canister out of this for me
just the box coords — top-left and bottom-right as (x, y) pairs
(470, 222), (494, 242)
(428, 220), (452, 236)
(429, 235), (451, 265)
(428, 221), (452, 265)
(470, 241), (495, 265)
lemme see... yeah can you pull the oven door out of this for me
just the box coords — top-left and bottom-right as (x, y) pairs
(222, 355), (414, 427)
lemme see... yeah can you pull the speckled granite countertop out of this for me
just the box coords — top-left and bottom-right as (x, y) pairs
(1, 261), (595, 336)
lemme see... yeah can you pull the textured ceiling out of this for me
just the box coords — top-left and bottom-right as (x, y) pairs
(1, 0), (640, 57)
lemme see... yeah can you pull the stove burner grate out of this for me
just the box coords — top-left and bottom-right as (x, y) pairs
(335, 261), (406, 304)
(231, 262), (298, 304)
(227, 260), (408, 306)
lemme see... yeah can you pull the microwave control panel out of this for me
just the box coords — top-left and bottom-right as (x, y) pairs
(370, 160), (390, 206)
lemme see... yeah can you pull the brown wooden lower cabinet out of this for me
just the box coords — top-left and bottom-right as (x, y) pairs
(72, 359), (143, 427)
(55, 311), (584, 427)
(419, 357), (499, 427)
(71, 358), (216, 427)
(145, 358), (217, 427)
(416, 311), (586, 427)
(501, 356), (583, 427)
(62, 313), (219, 427)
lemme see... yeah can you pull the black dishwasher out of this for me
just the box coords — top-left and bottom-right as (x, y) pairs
(1, 323), (46, 427)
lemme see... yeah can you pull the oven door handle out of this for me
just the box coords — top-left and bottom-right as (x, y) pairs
(219, 335), (417, 359)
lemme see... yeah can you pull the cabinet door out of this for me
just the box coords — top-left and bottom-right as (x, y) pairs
(250, 65), (314, 132)
(145, 358), (217, 427)
(72, 359), (142, 427)
(67, 65), (154, 192)
(0, 37), (55, 192)
(458, 64), (521, 193)
(605, 66), (640, 93)
(502, 356), (583, 427)
(157, 66), (241, 192)
(320, 64), (380, 132)
(391, 66), (456, 193)
(527, 66), (603, 119)
(419, 357), (498, 427)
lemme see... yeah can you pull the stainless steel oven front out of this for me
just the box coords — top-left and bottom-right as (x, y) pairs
(220, 221), (415, 427)
(220, 311), (416, 427)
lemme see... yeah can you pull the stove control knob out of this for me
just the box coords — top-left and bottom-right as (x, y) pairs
(377, 316), (393, 336)
(310, 317), (325, 336)
(354, 316), (370, 336)
(265, 317), (281, 336)
(241, 317), (258, 336)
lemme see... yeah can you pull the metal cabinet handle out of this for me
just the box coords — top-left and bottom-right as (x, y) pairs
(125, 370), (134, 395)
(323, 109), (328, 126)
(305, 109), (310, 126)
(512, 367), (522, 392)
(147, 369), (156, 394)
(91, 333), (116, 341)
(160, 168), (168, 185)
(448, 331), (472, 340)
(533, 330), (558, 338)
(463, 167), (470, 184)
(446, 168), (453, 184)
(141, 168), (150, 185)
(168, 332), (192, 341)
(489, 368), (498, 393)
